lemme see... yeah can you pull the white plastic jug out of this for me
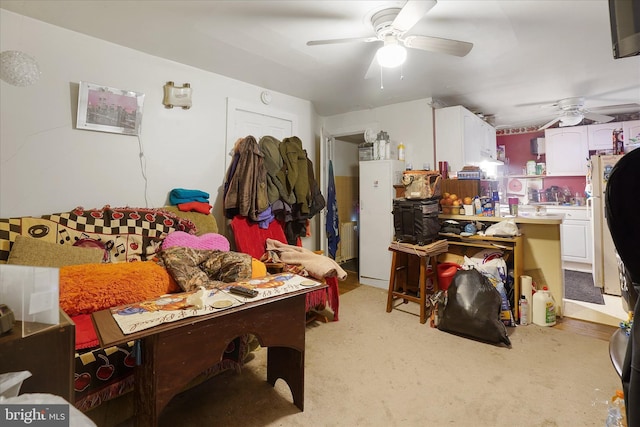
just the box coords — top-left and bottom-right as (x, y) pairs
(532, 287), (556, 326)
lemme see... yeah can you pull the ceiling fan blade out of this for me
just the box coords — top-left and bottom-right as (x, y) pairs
(590, 103), (640, 112)
(392, 0), (437, 33)
(538, 117), (561, 131)
(403, 35), (473, 57)
(307, 36), (377, 46)
(584, 112), (615, 123)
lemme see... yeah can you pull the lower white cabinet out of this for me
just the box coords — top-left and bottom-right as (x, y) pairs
(546, 206), (592, 270)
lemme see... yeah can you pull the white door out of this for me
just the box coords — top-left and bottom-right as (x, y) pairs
(225, 98), (297, 169)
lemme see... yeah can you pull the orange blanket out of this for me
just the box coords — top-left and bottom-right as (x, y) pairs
(60, 261), (180, 316)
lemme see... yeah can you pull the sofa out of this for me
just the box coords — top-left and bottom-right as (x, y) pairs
(0, 205), (258, 414)
(0, 202), (344, 421)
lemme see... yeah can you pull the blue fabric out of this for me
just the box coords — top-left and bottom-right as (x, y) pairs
(256, 205), (275, 230)
(169, 188), (210, 205)
(325, 160), (340, 259)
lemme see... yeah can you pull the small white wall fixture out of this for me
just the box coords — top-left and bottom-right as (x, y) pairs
(163, 81), (192, 110)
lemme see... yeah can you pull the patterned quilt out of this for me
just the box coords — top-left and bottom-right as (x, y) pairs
(0, 206), (197, 263)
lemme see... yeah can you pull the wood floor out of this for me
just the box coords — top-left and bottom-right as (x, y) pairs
(338, 259), (617, 342)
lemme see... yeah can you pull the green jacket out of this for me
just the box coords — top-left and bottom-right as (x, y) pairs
(280, 136), (310, 214)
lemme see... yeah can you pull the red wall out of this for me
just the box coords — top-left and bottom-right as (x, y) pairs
(497, 131), (587, 198)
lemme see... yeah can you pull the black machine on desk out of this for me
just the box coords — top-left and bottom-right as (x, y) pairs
(393, 170), (442, 245)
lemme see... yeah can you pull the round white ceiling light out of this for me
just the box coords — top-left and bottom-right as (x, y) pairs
(376, 37), (407, 68)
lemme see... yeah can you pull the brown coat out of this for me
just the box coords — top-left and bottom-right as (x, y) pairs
(223, 136), (269, 221)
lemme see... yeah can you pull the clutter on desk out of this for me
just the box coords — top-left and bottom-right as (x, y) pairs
(484, 219), (519, 237)
(441, 220), (462, 234)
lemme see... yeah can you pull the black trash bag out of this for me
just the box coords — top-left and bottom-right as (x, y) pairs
(437, 267), (511, 348)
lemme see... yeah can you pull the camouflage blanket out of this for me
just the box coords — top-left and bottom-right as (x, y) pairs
(158, 247), (252, 292)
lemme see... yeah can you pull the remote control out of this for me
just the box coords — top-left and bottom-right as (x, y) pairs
(228, 286), (258, 298)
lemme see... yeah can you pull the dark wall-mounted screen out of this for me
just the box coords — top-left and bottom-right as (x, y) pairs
(609, 0), (640, 58)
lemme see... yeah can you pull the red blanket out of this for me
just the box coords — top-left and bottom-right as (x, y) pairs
(230, 215), (339, 320)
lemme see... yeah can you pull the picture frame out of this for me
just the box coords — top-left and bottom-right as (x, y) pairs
(77, 81), (145, 136)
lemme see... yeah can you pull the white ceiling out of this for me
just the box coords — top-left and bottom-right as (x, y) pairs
(2, 0), (639, 129)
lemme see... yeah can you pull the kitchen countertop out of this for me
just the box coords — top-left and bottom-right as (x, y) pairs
(535, 204), (587, 210)
(439, 213), (563, 225)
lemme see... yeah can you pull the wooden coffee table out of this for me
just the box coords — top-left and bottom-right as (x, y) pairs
(92, 285), (324, 427)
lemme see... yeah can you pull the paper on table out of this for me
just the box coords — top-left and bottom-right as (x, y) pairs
(110, 289), (243, 335)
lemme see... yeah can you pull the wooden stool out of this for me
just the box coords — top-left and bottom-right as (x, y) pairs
(386, 246), (442, 324)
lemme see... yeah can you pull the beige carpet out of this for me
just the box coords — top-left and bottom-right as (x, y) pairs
(144, 285), (624, 427)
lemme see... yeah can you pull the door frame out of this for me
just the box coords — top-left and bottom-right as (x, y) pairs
(225, 98), (298, 169)
(319, 122), (378, 256)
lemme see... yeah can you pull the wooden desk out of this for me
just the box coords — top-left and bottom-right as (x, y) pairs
(0, 310), (74, 402)
(92, 286), (323, 427)
(440, 232), (524, 319)
(439, 214), (564, 316)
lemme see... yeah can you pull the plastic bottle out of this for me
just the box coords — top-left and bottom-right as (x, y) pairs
(606, 390), (625, 427)
(492, 191), (501, 217)
(518, 296), (528, 325)
(532, 286), (556, 326)
(398, 143), (405, 161)
(473, 196), (482, 216)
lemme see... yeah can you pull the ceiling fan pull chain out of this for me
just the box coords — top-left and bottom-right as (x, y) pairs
(380, 67), (384, 90)
(400, 64), (404, 80)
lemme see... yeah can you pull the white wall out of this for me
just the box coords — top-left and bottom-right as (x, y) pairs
(333, 141), (359, 177)
(1, 10), (437, 252)
(0, 10), (316, 238)
(322, 99), (435, 169)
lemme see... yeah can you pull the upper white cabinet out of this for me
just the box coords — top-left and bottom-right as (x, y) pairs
(435, 105), (497, 174)
(544, 126), (589, 176)
(480, 120), (498, 161)
(623, 120), (640, 151)
(587, 122), (622, 151)
(588, 120), (640, 152)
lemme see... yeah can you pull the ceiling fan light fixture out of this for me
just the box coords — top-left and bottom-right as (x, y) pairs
(559, 111), (584, 127)
(376, 40), (407, 68)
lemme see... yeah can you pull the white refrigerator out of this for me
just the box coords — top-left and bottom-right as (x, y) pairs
(588, 154), (623, 295)
(359, 160), (405, 289)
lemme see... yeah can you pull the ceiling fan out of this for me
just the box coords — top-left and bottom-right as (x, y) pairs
(306, 0), (473, 79)
(537, 97), (617, 130)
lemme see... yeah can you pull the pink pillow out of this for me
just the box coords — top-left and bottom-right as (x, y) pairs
(162, 231), (230, 252)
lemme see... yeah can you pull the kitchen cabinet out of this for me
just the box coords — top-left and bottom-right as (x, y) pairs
(545, 206), (592, 271)
(544, 126), (589, 176)
(587, 120), (640, 152)
(435, 105), (497, 175)
(587, 122), (621, 151)
(479, 118), (498, 161)
(623, 120), (640, 152)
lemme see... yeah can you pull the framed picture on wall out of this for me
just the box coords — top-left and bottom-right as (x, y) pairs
(76, 81), (145, 136)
